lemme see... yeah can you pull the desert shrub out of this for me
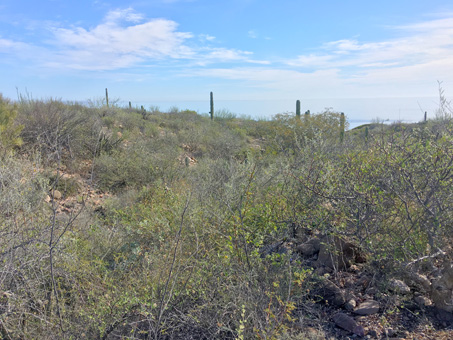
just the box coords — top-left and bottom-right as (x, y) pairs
(271, 109), (346, 155)
(17, 97), (97, 164)
(94, 148), (156, 191)
(284, 120), (453, 264)
(0, 156), (59, 338)
(0, 94), (23, 155)
(0, 154), (47, 218)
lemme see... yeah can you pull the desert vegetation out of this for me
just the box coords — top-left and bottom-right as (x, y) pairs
(0, 93), (452, 339)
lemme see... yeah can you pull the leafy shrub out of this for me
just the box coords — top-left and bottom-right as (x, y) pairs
(0, 93), (23, 155)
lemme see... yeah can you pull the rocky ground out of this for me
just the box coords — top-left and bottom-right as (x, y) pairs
(263, 229), (453, 339)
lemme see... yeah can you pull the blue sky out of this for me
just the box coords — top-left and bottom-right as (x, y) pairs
(1, 0), (453, 120)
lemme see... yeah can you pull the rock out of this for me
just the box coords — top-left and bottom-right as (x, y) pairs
(296, 243), (317, 257)
(357, 275), (372, 289)
(431, 262), (453, 312)
(315, 236), (366, 271)
(52, 190), (62, 199)
(367, 329), (378, 338)
(296, 237), (321, 257)
(321, 280), (346, 306)
(332, 313), (365, 336)
(410, 273), (431, 292)
(434, 308), (453, 322)
(345, 299), (357, 311)
(385, 328), (396, 337)
(354, 300), (380, 315)
(389, 279), (410, 294)
(414, 296), (432, 307)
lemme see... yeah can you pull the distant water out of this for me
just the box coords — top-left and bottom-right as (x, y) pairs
(117, 97), (439, 126)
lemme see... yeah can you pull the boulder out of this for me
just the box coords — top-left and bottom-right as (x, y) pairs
(354, 300), (380, 315)
(431, 262), (453, 312)
(315, 236), (366, 271)
(295, 237), (321, 257)
(320, 280), (346, 306)
(332, 313), (365, 336)
(414, 296), (432, 307)
(389, 279), (410, 294)
(410, 273), (431, 293)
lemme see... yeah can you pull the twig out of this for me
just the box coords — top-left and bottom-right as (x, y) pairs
(405, 248), (446, 268)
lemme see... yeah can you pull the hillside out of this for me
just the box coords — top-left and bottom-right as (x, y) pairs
(0, 95), (452, 339)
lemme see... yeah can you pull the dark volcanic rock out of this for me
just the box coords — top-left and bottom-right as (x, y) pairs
(332, 313), (365, 336)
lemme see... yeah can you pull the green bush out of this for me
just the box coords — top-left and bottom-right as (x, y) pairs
(0, 94), (23, 155)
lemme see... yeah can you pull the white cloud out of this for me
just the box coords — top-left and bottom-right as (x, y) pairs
(205, 48), (252, 60)
(47, 8), (194, 70)
(2, 8), (452, 100)
(0, 37), (28, 52)
(199, 34), (216, 41)
(103, 7), (144, 23)
(277, 16), (453, 97)
(287, 54), (334, 67)
(1, 8), (263, 71)
(288, 17), (453, 73)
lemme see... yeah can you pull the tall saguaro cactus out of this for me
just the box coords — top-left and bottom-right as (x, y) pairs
(105, 88), (109, 108)
(340, 112), (345, 142)
(210, 92), (214, 120)
(296, 100), (301, 120)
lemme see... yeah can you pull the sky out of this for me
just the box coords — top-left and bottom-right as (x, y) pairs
(1, 0), (453, 122)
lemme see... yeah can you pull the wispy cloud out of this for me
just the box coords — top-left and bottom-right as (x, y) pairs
(199, 34), (215, 42)
(0, 37), (29, 52)
(46, 8), (194, 70)
(0, 7), (265, 71)
(287, 17), (453, 73)
(184, 16), (453, 98)
(1, 8), (452, 99)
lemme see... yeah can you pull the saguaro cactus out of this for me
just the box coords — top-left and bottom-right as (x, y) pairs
(210, 92), (214, 120)
(296, 100), (301, 119)
(105, 88), (109, 108)
(365, 126), (369, 143)
(340, 112), (345, 142)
